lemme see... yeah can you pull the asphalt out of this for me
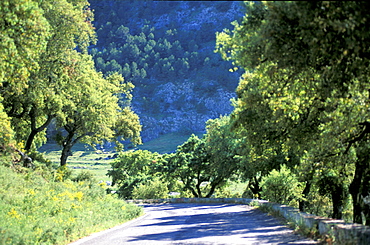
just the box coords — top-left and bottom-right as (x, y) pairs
(69, 203), (320, 245)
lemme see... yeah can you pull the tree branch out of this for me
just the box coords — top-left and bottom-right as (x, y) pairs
(344, 121), (370, 154)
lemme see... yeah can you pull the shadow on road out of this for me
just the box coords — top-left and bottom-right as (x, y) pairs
(129, 203), (317, 245)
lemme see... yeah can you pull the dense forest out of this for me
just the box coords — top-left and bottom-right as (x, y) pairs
(88, 1), (244, 142)
(1, 1), (370, 243)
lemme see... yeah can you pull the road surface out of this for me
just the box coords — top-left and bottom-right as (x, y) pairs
(70, 203), (319, 245)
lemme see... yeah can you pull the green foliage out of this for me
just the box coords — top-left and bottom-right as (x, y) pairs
(71, 170), (96, 183)
(27, 151), (51, 166)
(0, 0), (142, 167)
(260, 165), (303, 207)
(1, 0), (97, 153)
(132, 178), (169, 200)
(108, 150), (164, 199)
(54, 53), (141, 166)
(164, 135), (211, 198)
(214, 185), (243, 198)
(0, 161), (142, 245)
(163, 127), (239, 198)
(204, 115), (240, 180)
(216, 1), (370, 223)
(0, 103), (13, 149)
(55, 165), (73, 182)
(0, 0), (51, 152)
(0, 0), (50, 90)
(108, 126), (241, 199)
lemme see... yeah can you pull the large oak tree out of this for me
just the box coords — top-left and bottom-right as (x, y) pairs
(0, 0), (142, 166)
(216, 1), (370, 223)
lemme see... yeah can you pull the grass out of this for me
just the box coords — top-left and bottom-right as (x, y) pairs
(39, 143), (115, 183)
(0, 159), (143, 245)
(214, 181), (248, 198)
(138, 132), (204, 154)
(39, 132), (203, 182)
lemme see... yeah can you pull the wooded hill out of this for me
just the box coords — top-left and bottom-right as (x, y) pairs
(88, 1), (244, 142)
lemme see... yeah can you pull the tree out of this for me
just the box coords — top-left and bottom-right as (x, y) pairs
(216, 1), (370, 223)
(108, 150), (164, 199)
(54, 54), (141, 166)
(164, 135), (212, 198)
(163, 124), (239, 198)
(1, 0), (97, 154)
(204, 116), (240, 193)
(0, 0), (50, 152)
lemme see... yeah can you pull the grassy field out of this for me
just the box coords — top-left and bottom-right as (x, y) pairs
(39, 132), (202, 183)
(137, 132), (204, 153)
(39, 132), (248, 197)
(39, 143), (115, 183)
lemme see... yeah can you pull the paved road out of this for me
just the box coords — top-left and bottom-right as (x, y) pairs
(70, 203), (319, 245)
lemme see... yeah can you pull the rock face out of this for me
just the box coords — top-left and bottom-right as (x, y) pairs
(89, 1), (244, 142)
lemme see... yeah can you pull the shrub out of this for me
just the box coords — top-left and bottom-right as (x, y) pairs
(72, 170), (95, 183)
(108, 150), (165, 199)
(55, 165), (73, 182)
(132, 179), (169, 199)
(260, 165), (303, 207)
(28, 151), (52, 166)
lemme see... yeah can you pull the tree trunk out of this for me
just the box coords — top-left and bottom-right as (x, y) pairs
(25, 130), (38, 152)
(24, 111), (54, 151)
(331, 183), (347, 220)
(205, 178), (223, 198)
(182, 178), (198, 198)
(196, 181), (203, 198)
(363, 171), (370, 225)
(189, 187), (198, 198)
(195, 170), (203, 198)
(205, 183), (217, 198)
(60, 131), (75, 166)
(14, 147), (33, 167)
(349, 166), (370, 225)
(248, 176), (262, 198)
(350, 140), (370, 225)
(299, 181), (311, 212)
(59, 127), (92, 166)
(60, 141), (73, 166)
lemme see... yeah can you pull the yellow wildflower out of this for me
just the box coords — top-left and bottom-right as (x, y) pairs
(75, 191), (83, 202)
(28, 189), (35, 195)
(8, 208), (20, 219)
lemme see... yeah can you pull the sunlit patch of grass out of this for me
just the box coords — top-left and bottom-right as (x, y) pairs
(0, 162), (143, 245)
(40, 133), (203, 182)
(39, 143), (115, 183)
(138, 132), (204, 154)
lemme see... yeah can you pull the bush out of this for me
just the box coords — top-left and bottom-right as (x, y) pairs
(108, 150), (165, 199)
(260, 165), (303, 207)
(132, 179), (169, 199)
(28, 151), (52, 166)
(0, 161), (143, 245)
(72, 170), (95, 183)
(54, 165), (73, 182)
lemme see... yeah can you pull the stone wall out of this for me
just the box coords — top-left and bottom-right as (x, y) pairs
(127, 198), (370, 245)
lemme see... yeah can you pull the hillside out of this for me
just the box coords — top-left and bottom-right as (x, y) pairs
(88, 1), (244, 142)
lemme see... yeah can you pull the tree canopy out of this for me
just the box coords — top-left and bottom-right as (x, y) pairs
(216, 1), (370, 224)
(0, 0), (141, 166)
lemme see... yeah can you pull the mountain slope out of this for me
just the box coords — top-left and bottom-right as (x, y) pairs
(89, 1), (244, 142)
